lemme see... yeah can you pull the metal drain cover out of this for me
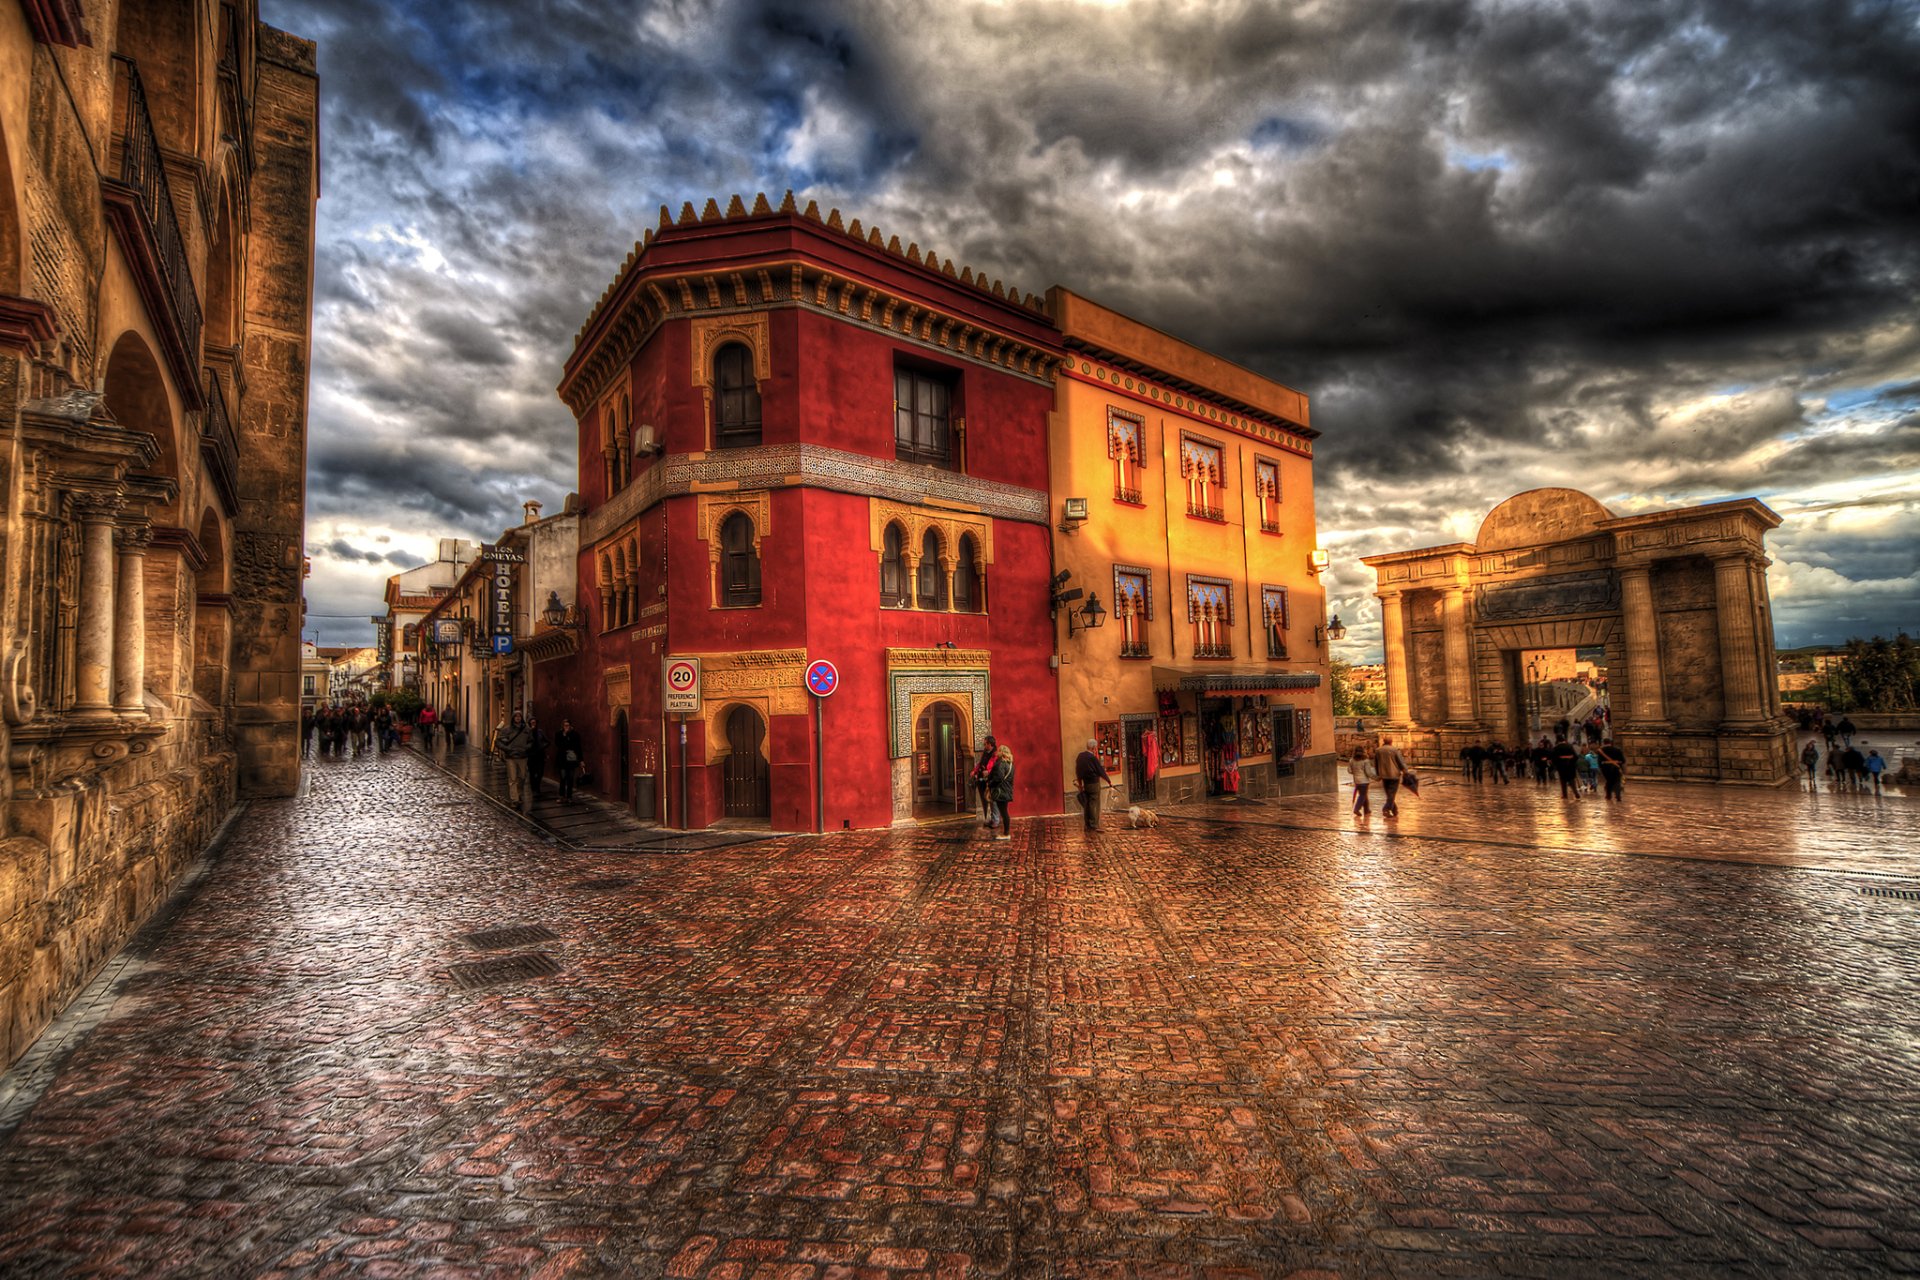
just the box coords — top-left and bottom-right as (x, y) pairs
(1858, 885), (1920, 901)
(462, 924), (560, 950)
(448, 951), (562, 989)
(575, 877), (634, 891)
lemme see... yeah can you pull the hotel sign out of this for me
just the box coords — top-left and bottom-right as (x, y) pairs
(481, 544), (523, 653)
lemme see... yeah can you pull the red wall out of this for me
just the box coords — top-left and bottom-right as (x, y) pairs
(553, 212), (1062, 831)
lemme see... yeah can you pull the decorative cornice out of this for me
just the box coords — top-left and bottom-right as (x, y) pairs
(583, 443), (1050, 545)
(561, 253), (1061, 414)
(887, 647), (992, 671)
(568, 191), (1048, 377)
(1062, 357), (1313, 455)
(150, 525), (208, 571)
(0, 295), (59, 352)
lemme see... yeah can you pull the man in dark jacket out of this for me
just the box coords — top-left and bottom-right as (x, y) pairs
(495, 712), (534, 812)
(1074, 738), (1111, 830)
(555, 718), (584, 800)
(525, 716), (547, 802)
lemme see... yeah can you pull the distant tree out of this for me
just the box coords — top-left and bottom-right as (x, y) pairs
(1331, 660), (1387, 717)
(1835, 634), (1919, 712)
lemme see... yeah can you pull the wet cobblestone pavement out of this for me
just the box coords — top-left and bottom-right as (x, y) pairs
(2, 751), (1918, 1278)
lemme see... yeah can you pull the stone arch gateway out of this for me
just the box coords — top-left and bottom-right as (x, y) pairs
(1362, 489), (1795, 785)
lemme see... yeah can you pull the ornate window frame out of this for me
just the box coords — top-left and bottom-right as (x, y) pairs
(1260, 583), (1289, 659)
(1180, 434), (1225, 520)
(869, 498), (993, 614)
(1113, 563), (1152, 659)
(690, 313), (772, 451)
(1108, 408), (1145, 504)
(1254, 457), (1281, 533)
(1187, 573), (1233, 659)
(696, 491), (771, 609)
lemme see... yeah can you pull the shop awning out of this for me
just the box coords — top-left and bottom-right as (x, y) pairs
(1152, 665), (1322, 694)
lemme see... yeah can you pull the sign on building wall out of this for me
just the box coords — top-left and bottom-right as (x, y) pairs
(481, 543), (524, 652)
(663, 657), (702, 715)
(432, 618), (463, 645)
(373, 615), (390, 664)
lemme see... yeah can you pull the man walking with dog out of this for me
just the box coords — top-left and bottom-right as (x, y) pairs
(1074, 738), (1112, 831)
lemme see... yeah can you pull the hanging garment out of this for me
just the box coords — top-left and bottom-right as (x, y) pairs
(1142, 728), (1160, 781)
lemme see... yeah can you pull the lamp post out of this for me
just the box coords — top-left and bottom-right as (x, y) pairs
(1527, 657), (1542, 739)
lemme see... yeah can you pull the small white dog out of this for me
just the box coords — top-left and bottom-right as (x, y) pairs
(1126, 805), (1159, 829)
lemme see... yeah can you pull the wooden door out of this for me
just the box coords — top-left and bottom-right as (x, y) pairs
(723, 706), (769, 818)
(1125, 719), (1156, 802)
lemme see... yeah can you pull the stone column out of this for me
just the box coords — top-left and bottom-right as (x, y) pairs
(1714, 554), (1767, 724)
(72, 496), (121, 718)
(1380, 592), (1411, 723)
(1442, 586), (1475, 724)
(1617, 564), (1667, 724)
(114, 524), (153, 716)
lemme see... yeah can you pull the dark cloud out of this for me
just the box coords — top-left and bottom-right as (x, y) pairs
(266, 0), (1920, 645)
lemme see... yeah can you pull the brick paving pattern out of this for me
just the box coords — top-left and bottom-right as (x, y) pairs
(1, 749), (1918, 1276)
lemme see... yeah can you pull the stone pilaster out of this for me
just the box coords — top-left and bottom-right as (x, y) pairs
(71, 496), (121, 718)
(1380, 592), (1411, 724)
(114, 524), (153, 716)
(1713, 554), (1767, 725)
(1442, 585), (1476, 725)
(1618, 564), (1667, 725)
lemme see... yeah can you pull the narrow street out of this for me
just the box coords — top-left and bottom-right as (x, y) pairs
(2, 751), (1917, 1277)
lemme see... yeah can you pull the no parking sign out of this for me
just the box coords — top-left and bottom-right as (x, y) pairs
(805, 659), (839, 698)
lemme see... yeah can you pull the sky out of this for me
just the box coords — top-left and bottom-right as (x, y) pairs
(269, 0), (1920, 658)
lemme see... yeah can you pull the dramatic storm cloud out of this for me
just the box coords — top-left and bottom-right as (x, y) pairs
(270, 0), (1920, 652)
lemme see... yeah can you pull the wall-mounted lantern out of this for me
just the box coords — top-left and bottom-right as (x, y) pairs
(1066, 592), (1107, 636)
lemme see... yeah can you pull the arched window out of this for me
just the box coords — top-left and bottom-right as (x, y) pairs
(880, 523), (907, 607)
(713, 343), (761, 449)
(720, 512), (761, 606)
(952, 534), (979, 613)
(916, 529), (945, 611)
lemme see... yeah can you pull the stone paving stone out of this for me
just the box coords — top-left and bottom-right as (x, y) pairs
(1, 749), (1918, 1276)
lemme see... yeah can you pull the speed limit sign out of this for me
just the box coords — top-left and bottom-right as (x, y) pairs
(663, 656), (702, 714)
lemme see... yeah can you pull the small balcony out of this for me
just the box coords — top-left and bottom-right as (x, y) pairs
(1120, 642), (1152, 660)
(200, 370), (240, 516)
(103, 56), (205, 410)
(1259, 517), (1280, 534)
(1187, 500), (1225, 521)
(1193, 641), (1232, 660)
(1114, 485), (1143, 506)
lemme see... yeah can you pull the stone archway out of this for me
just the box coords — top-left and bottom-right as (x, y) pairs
(1364, 489), (1794, 785)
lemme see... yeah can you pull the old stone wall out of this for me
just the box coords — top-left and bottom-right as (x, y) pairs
(0, 10), (316, 1069)
(230, 28), (316, 799)
(1653, 559), (1722, 730)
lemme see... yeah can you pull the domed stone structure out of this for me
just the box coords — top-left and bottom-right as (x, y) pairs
(1361, 491), (1794, 785)
(1475, 488), (1615, 552)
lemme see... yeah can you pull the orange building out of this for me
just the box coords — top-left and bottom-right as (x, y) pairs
(1044, 289), (1336, 811)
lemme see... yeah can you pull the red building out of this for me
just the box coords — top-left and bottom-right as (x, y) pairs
(541, 194), (1065, 830)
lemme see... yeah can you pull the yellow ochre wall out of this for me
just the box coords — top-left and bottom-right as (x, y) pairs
(1045, 289), (1336, 811)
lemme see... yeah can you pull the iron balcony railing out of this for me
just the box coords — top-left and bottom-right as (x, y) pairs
(1187, 499), (1225, 521)
(1120, 642), (1152, 660)
(201, 369), (240, 516)
(107, 56), (204, 394)
(1194, 641), (1233, 659)
(1115, 485), (1143, 505)
(216, 7), (255, 176)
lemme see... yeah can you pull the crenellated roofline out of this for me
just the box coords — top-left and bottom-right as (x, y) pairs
(559, 192), (1060, 415)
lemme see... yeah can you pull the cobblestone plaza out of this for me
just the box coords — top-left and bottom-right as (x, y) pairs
(1, 754), (1917, 1277)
